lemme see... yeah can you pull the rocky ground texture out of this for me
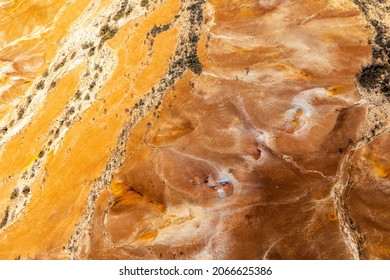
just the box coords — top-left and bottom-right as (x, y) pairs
(0, 0), (389, 259)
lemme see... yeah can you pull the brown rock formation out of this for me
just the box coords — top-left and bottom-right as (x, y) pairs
(0, 0), (389, 259)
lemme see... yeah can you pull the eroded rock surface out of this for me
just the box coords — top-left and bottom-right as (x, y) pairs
(0, 0), (388, 259)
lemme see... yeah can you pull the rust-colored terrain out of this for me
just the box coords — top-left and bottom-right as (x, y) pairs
(0, 0), (389, 259)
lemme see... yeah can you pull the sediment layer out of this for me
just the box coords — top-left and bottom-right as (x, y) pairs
(0, 0), (389, 259)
